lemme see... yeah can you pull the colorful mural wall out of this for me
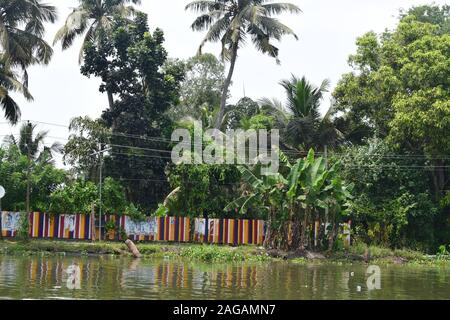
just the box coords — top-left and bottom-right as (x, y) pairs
(1, 212), (351, 247)
(117, 216), (191, 242)
(0, 212), (21, 237)
(194, 218), (265, 245)
(29, 212), (92, 240)
(0, 212), (266, 245)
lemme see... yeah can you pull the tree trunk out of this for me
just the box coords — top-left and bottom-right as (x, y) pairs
(328, 211), (336, 251)
(264, 209), (273, 249)
(430, 160), (447, 201)
(107, 89), (114, 110)
(290, 208), (302, 250)
(216, 43), (239, 129)
(300, 207), (310, 250)
(125, 239), (142, 259)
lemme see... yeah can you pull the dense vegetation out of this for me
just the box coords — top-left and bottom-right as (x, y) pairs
(0, 1), (448, 253)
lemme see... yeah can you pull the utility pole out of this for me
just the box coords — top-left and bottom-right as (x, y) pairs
(26, 146), (31, 215)
(324, 144), (329, 243)
(26, 121), (32, 216)
(0, 186), (5, 240)
(324, 144), (328, 219)
(92, 145), (111, 242)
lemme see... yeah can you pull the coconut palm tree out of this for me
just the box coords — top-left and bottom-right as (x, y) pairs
(4, 121), (63, 163)
(0, 61), (33, 124)
(0, 0), (57, 81)
(261, 75), (344, 151)
(186, 0), (301, 128)
(3, 121), (63, 213)
(54, 0), (140, 108)
(0, 0), (57, 123)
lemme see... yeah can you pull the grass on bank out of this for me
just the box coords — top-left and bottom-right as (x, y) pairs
(329, 242), (450, 266)
(0, 239), (270, 263)
(0, 239), (448, 265)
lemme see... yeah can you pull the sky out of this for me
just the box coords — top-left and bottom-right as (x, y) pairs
(0, 0), (447, 167)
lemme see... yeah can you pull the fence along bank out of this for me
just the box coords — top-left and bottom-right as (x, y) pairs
(1, 212), (350, 247)
(0, 212), (267, 246)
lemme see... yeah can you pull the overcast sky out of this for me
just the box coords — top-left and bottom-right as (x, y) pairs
(0, 0), (447, 167)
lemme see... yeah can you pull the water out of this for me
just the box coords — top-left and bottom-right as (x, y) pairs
(0, 254), (448, 300)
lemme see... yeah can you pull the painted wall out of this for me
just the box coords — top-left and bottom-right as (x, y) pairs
(0, 212), (266, 245)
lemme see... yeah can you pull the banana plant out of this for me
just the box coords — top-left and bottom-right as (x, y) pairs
(227, 148), (353, 251)
(286, 149), (354, 250)
(225, 161), (288, 248)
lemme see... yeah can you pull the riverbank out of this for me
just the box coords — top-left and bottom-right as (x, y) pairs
(0, 239), (271, 263)
(0, 239), (448, 266)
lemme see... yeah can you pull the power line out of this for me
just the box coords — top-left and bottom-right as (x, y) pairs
(3, 119), (450, 161)
(111, 151), (173, 161)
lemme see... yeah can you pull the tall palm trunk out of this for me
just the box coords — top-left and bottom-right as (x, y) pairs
(216, 43), (238, 129)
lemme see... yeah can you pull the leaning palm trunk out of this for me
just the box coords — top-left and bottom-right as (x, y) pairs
(216, 44), (238, 129)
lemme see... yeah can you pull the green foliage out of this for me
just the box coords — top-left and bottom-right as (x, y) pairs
(17, 212), (30, 241)
(261, 75), (343, 151)
(437, 245), (449, 255)
(153, 203), (169, 217)
(64, 116), (111, 180)
(228, 149), (353, 250)
(400, 4), (450, 34)
(119, 227), (128, 240)
(54, 0), (140, 63)
(167, 163), (241, 218)
(0, 0), (57, 124)
(225, 97), (261, 129)
(104, 220), (116, 232)
(81, 13), (185, 211)
(48, 177), (127, 215)
(332, 4), (449, 250)
(48, 180), (97, 214)
(101, 178), (128, 214)
(0, 60), (32, 124)
(176, 53), (226, 119)
(339, 138), (438, 249)
(0, 145), (66, 212)
(124, 203), (146, 222)
(178, 245), (269, 263)
(186, 0), (301, 126)
(334, 5), (450, 156)
(244, 113), (276, 131)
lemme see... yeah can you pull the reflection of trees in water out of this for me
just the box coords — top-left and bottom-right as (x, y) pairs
(1, 256), (358, 299)
(1, 256), (448, 299)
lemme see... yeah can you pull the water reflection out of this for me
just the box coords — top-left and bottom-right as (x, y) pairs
(0, 255), (448, 300)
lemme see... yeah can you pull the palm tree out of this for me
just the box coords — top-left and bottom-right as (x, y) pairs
(261, 75), (344, 151)
(54, 0), (141, 108)
(0, 0), (57, 123)
(0, 0), (57, 80)
(186, 0), (301, 128)
(4, 121), (63, 213)
(0, 61), (33, 124)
